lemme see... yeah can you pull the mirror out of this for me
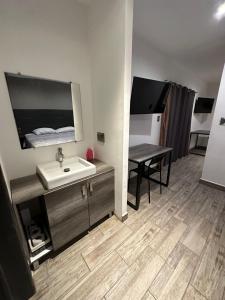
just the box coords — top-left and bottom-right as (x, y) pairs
(5, 73), (83, 149)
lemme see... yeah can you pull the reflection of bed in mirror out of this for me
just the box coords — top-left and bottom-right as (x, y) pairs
(13, 109), (75, 149)
(25, 131), (75, 148)
(5, 72), (83, 150)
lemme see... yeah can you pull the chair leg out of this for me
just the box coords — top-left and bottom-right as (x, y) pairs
(148, 179), (151, 203)
(159, 164), (162, 194)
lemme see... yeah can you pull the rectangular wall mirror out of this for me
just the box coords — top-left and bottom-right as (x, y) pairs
(5, 73), (83, 149)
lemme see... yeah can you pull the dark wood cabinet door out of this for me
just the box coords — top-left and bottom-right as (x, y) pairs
(44, 182), (89, 250)
(88, 170), (114, 226)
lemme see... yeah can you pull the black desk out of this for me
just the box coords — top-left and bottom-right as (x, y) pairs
(128, 143), (173, 210)
(190, 130), (210, 156)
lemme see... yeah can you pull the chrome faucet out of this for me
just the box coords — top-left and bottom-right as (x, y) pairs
(56, 147), (64, 167)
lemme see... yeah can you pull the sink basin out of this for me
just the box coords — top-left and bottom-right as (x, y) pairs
(37, 156), (96, 189)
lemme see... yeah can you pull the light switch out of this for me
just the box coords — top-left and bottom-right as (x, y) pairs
(220, 118), (225, 125)
(97, 132), (105, 143)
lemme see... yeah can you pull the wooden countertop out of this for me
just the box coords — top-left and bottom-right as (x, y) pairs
(11, 174), (46, 205)
(11, 159), (114, 205)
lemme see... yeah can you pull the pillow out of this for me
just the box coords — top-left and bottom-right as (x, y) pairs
(55, 126), (74, 133)
(33, 128), (56, 135)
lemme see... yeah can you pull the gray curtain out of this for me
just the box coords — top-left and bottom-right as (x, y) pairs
(160, 83), (195, 162)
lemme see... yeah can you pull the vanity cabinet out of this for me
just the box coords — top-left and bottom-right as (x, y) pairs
(45, 169), (114, 250)
(11, 159), (114, 265)
(88, 170), (114, 226)
(44, 182), (89, 250)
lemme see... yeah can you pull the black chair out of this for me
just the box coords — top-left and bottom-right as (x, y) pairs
(128, 154), (165, 203)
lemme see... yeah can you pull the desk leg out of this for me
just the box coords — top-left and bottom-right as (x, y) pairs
(127, 163), (143, 211)
(135, 163), (143, 210)
(166, 151), (172, 186)
(195, 134), (199, 148)
(189, 133), (193, 151)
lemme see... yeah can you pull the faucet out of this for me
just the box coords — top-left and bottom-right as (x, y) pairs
(56, 147), (64, 167)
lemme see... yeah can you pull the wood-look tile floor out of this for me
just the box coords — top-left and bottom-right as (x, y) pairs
(31, 154), (225, 300)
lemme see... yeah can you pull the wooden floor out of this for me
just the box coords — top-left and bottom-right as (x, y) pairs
(31, 154), (225, 300)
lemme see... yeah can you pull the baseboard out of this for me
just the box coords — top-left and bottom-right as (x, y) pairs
(114, 212), (128, 222)
(121, 212), (128, 222)
(199, 178), (225, 192)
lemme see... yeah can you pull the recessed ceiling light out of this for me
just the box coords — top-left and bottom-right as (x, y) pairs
(215, 2), (225, 20)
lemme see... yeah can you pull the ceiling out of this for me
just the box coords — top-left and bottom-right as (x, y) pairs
(134, 0), (225, 83)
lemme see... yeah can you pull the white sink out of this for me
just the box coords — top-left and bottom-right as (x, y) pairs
(37, 156), (96, 189)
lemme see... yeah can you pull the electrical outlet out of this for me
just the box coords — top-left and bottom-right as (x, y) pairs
(157, 116), (161, 122)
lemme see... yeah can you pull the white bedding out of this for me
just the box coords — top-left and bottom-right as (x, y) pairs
(25, 131), (75, 148)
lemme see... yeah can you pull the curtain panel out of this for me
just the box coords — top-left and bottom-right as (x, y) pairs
(160, 83), (195, 162)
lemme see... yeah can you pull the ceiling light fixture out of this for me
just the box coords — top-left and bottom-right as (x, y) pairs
(215, 2), (225, 20)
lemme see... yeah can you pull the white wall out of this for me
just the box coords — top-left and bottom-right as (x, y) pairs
(190, 81), (220, 147)
(202, 64), (225, 187)
(0, 0), (134, 220)
(130, 34), (207, 147)
(88, 0), (133, 219)
(0, 0), (94, 180)
(191, 82), (219, 131)
(0, 150), (9, 193)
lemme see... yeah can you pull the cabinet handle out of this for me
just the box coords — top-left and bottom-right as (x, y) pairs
(81, 185), (87, 198)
